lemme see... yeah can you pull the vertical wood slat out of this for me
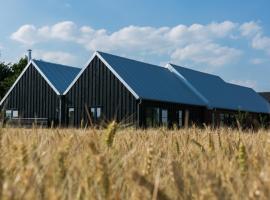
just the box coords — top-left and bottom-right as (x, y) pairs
(4, 64), (58, 125)
(65, 56), (138, 127)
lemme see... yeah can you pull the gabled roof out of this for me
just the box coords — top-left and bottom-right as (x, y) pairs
(0, 59), (80, 106)
(98, 52), (206, 106)
(64, 51), (206, 106)
(224, 83), (270, 114)
(169, 64), (270, 114)
(259, 92), (270, 102)
(33, 60), (80, 94)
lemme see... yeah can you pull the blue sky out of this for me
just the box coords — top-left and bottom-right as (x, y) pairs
(0, 0), (270, 91)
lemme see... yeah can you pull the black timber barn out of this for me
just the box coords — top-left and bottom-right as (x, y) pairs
(63, 51), (270, 128)
(0, 59), (80, 126)
(1, 51), (270, 128)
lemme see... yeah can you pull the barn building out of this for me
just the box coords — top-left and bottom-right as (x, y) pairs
(1, 51), (270, 128)
(0, 58), (80, 126)
(63, 51), (270, 128)
(259, 92), (270, 103)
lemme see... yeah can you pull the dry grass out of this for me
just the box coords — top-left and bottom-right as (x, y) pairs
(0, 126), (270, 199)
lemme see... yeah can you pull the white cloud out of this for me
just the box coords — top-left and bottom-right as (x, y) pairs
(10, 21), (78, 45)
(33, 50), (77, 66)
(50, 21), (77, 41)
(240, 21), (261, 37)
(250, 58), (267, 65)
(10, 20), (245, 67)
(11, 25), (39, 45)
(171, 42), (242, 68)
(239, 21), (270, 56)
(230, 79), (257, 89)
(251, 34), (270, 55)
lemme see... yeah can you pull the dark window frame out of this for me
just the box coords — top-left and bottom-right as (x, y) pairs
(90, 106), (102, 122)
(68, 107), (75, 126)
(178, 110), (183, 127)
(146, 107), (169, 127)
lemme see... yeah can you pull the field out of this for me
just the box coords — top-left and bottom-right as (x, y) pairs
(0, 125), (270, 200)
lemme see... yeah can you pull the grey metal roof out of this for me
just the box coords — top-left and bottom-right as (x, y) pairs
(259, 92), (270, 102)
(170, 64), (270, 114)
(97, 51), (206, 106)
(33, 60), (80, 94)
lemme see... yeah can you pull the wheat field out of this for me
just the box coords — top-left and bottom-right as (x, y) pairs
(0, 125), (270, 200)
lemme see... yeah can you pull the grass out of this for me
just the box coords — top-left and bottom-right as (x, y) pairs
(0, 126), (270, 199)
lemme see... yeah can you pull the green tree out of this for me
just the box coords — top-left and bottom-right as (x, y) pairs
(0, 62), (12, 99)
(0, 57), (27, 100)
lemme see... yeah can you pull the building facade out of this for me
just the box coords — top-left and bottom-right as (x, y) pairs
(1, 51), (270, 128)
(0, 59), (80, 126)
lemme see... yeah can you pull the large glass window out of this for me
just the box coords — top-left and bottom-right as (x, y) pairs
(212, 113), (215, 126)
(220, 113), (225, 126)
(146, 107), (160, 127)
(146, 107), (169, 127)
(161, 109), (168, 125)
(146, 108), (153, 127)
(97, 107), (101, 119)
(153, 108), (160, 126)
(68, 108), (75, 126)
(178, 110), (183, 127)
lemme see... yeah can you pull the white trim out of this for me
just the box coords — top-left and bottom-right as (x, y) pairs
(166, 63), (210, 108)
(63, 51), (140, 99)
(0, 60), (61, 107)
(32, 61), (60, 95)
(96, 52), (139, 99)
(0, 61), (32, 106)
(63, 52), (97, 95)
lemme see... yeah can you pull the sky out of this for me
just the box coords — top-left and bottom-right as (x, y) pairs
(0, 0), (270, 92)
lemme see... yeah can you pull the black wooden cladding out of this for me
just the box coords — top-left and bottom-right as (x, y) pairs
(139, 100), (205, 127)
(2, 57), (267, 129)
(2, 64), (59, 124)
(65, 56), (137, 127)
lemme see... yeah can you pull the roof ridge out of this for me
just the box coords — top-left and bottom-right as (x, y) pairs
(170, 63), (223, 80)
(226, 82), (253, 90)
(32, 59), (80, 94)
(33, 59), (80, 69)
(166, 64), (210, 107)
(97, 51), (165, 69)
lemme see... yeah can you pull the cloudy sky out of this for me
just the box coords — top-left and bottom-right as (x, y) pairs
(0, 0), (270, 91)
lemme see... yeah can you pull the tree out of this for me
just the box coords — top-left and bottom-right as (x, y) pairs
(0, 57), (28, 100)
(0, 62), (12, 99)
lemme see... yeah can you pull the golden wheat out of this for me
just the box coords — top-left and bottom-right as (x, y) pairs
(0, 127), (268, 199)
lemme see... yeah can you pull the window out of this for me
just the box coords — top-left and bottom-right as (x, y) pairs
(12, 110), (19, 118)
(178, 110), (183, 127)
(212, 113), (215, 126)
(220, 113), (224, 126)
(97, 107), (101, 118)
(90, 108), (95, 117)
(90, 107), (102, 122)
(146, 108), (153, 127)
(153, 108), (160, 126)
(161, 109), (168, 125)
(5, 110), (12, 119)
(68, 108), (75, 126)
(146, 107), (160, 127)
(145, 107), (170, 127)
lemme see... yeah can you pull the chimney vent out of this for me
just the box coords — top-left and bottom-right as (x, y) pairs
(27, 49), (32, 63)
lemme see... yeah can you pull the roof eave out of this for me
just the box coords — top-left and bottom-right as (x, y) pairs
(63, 51), (140, 100)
